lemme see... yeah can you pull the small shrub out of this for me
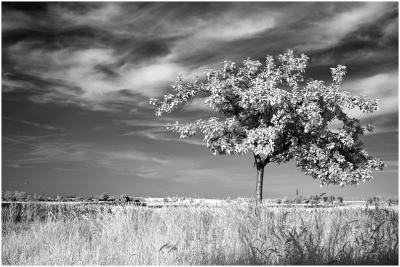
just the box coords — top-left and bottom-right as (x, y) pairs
(367, 196), (380, 205)
(99, 192), (109, 201)
(307, 195), (321, 205)
(386, 197), (398, 206)
(14, 191), (27, 201)
(294, 196), (303, 204)
(3, 191), (16, 201)
(275, 198), (282, 204)
(282, 197), (291, 204)
(120, 194), (131, 202)
(33, 194), (45, 202)
(337, 196), (344, 203)
(108, 196), (117, 201)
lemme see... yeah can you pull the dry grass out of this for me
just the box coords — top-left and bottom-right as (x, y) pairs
(2, 202), (398, 265)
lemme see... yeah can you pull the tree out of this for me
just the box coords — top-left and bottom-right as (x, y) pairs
(3, 191), (15, 201)
(34, 194), (45, 201)
(26, 194), (34, 202)
(99, 192), (110, 201)
(14, 191), (27, 201)
(150, 50), (385, 202)
(120, 194), (131, 202)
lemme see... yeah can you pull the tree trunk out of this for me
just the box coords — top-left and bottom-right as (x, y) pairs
(255, 165), (264, 202)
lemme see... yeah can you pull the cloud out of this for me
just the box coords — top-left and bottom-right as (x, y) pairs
(5, 42), (176, 110)
(361, 112), (398, 136)
(63, 3), (122, 26)
(120, 117), (177, 127)
(120, 120), (167, 128)
(3, 2), (397, 115)
(3, 141), (93, 167)
(195, 11), (276, 41)
(26, 142), (92, 161)
(3, 2), (279, 111)
(3, 136), (45, 150)
(296, 2), (394, 51)
(343, 71), (398, 98)
(182, 98), (209, 111)
(121, 60), (184, 97)
(98, 149), (201, 179)
(315, 69), (398, 132)
(124, 39), (172, 63)
(124, 128), (204, 146)
(384, 161), (398, 167)
(3, 116), (64, 131)
(170, 168), (253, 189)
(3, 137), (189, 175)
(382, 16), (398, 41)
(341, 71), (398, 121)
(134, 157), (252, 187)
(102, 150), (172, 166)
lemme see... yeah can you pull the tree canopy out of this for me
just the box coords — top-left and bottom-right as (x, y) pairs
(150, 50), (385, 188)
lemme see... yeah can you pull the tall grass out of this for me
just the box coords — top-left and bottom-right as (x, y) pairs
(2, 202), (398, 265)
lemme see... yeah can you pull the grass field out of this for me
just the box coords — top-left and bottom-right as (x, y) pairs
(2, 201), (398, 265)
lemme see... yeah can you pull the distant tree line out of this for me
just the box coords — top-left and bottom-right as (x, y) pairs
(1, 191), (143, 203)
(2, 191), (398, 206)
(273, 194), (398, 206)
(274, 194), (343, 205)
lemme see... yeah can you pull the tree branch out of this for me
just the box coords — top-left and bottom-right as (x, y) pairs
(262, 157), (270, 167)
(253, 153), (267, 168)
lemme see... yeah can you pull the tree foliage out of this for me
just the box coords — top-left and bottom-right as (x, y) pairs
(150, 50), (385, 187)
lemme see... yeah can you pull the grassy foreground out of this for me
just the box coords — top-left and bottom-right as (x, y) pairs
(2, 202), (398, 265)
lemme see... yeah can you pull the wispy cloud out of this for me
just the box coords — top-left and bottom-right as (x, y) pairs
(17, 142), (93, 164)
(182, 98), (209, 112)
(3, 2), (397, 114)
(343, 71), (398, 98)
(3, 116), (64, 131)
(341, 71), (398, 122)
(3, 137), (201, 180)
(96, 149), (201, 178)
(296, 2), (394, 51)
(103, 150), (171, 166)
(123, 127), (204, 146)
(120, 116), (179, 127)
(0, 3), (274, 111)
(170, 168), (253, 188)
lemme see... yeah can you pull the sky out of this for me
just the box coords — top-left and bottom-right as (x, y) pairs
(2, 2), (398, 199)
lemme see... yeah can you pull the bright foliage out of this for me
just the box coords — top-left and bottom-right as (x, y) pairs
(150, 50), (385, 187)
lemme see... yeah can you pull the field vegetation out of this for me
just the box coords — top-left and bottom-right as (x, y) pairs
(2, 201), (398, 265)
